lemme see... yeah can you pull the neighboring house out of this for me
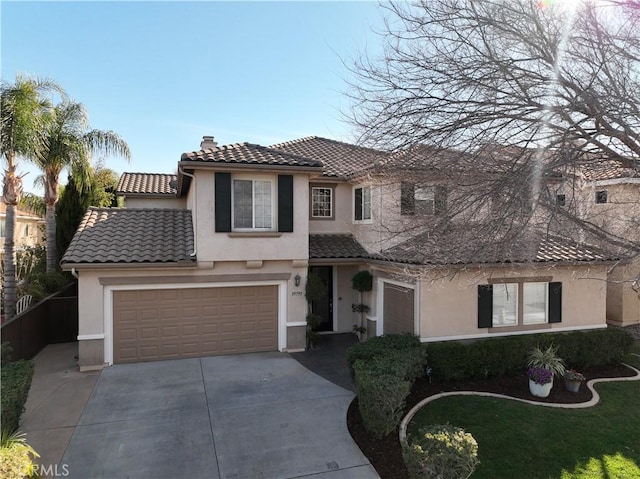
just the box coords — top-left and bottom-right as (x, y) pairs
(61, 135), (631, 370)
(0, 203), (45, 263)
(572, 161), (640, 328)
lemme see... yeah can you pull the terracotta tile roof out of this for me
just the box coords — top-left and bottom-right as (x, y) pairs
(180, 142), (323, 169)
(382, 229), (617, 265)
(581, 160), (640, 181)
(309, 234), (373, 260)
(271, 136), (386, 178)
(61, 208), (195, 265)
(116, 173), (177, 195)
(0, 203), (43, 219)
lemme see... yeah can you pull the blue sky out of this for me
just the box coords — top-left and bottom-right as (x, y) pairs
(2, 1), (385, 194)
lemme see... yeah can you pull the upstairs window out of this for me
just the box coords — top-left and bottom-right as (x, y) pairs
(215, 173), (293, 233)
(232, 179), (273, 230)
(595, 190), (608, 204)
(401, 183), (447, 216)
(311, 187), (333, 218)
(354, 186), (371, 221)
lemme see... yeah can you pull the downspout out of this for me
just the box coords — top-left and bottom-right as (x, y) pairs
(71, 268), (79, 279)
(178, 167), (197, 257)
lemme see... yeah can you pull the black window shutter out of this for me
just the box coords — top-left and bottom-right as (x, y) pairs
(278, 175), (294, 232)
(354, 188), (363, 220)
(477, 285), (493, 328)
(435, 186), (448, 216)
(214, 173), (232, 232)
(401, 182), (415, 216)
(548, 282), (562, 323)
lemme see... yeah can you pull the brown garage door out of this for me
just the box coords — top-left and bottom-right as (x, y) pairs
(383, 283), (415, 335)
(113, 285), (278, 363)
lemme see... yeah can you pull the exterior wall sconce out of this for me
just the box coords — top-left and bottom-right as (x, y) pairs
(294, 274), (301, 287)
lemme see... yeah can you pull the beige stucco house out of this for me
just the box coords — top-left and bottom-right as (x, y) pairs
(61, 136), (624, 370)
(0, 203), (45, 263)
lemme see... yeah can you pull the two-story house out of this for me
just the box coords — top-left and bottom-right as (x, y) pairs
(1, 203), (45, 264)
(61, 136), (623, 370)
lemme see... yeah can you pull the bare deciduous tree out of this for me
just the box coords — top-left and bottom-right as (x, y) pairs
(346, 0), (640, 265)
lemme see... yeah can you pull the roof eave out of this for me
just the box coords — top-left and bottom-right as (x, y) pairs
(61, 260), (198, 270)
(177, 160), (323, 173)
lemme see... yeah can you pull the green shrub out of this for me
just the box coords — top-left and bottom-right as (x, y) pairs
(1, 361), (35, 434)
(347, 333), (422, 378)
(354, 363), (411, 439)
(0, 430), (39, 479)
(555, 329), (634, 368)
(426, 329), (633, 383)
(1, 342), (13, 367)
(349, 334), (425, 438)
(351, 270), (373, 292)
(402, 424), (479, 479)
(362, 348), (427, 382)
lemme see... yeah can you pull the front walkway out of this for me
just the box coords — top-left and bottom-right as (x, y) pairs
(20, 342), (99, 476)
(290, 333), (359, 392)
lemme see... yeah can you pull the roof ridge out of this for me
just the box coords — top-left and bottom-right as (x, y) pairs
(87, 206), (189, 212)
(271, 135), (387, 155)
(121, 172), (176, 176)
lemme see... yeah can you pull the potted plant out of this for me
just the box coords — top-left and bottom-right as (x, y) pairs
(351, 270), (373, 341)
(526, 345), (565, 397)
(564, 369), (586, 393)
(527, 367), (554, 397)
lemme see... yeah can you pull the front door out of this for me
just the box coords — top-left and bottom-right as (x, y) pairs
(309, 266), (333, 332)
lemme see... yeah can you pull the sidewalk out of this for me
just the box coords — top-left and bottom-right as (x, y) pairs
(20, 342), (100, 475)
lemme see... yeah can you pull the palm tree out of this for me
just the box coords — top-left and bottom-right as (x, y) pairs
(1, 74), (63, 318)
(34, 101), (130, 272)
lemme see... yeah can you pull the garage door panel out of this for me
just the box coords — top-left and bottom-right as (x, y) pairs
(113, 285), (278, 363)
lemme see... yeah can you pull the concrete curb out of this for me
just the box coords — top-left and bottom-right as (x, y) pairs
(399, 356), (640, 445)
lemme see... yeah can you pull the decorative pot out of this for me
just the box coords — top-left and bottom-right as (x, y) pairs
(565, 379), (582, 393)
(529, 379), (553, 398)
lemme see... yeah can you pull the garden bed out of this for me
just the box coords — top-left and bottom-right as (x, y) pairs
(347, 364), (636, 479)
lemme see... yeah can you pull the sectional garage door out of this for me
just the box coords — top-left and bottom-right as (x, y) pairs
(383, 283), (415, 335)
(113, 285), (278, 364)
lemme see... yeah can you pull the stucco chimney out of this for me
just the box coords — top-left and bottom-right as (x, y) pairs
(200, 135), (217, 150)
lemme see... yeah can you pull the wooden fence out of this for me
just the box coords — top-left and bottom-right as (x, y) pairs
(1, 282), (78, 361)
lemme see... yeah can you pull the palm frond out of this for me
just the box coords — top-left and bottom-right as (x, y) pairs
(84, 129), (131, 161)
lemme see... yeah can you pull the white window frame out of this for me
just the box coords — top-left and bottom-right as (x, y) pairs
(353, 185), (372, 222)
(492, 281), (550, 327)
(231, 176), (275, 232)
(311, 186), (333, 219)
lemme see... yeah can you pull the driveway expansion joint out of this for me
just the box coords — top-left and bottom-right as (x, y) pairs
(399, 359), (640, 445)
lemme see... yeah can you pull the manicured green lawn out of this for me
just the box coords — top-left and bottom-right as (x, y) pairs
(408, 354), (640, 479)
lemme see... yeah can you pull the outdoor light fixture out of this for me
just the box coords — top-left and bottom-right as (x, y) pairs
(294, 274), (301, 287)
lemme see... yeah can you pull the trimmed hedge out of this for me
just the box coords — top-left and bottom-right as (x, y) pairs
(1, 360), (35, 434)
(354, 364), (411, 439)
(347, 333), (422, 379)
(427, 328), (634, 383)
(349, 334), (426, 438)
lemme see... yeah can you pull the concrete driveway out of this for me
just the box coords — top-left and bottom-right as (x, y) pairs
(60, 352), (378, 479)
